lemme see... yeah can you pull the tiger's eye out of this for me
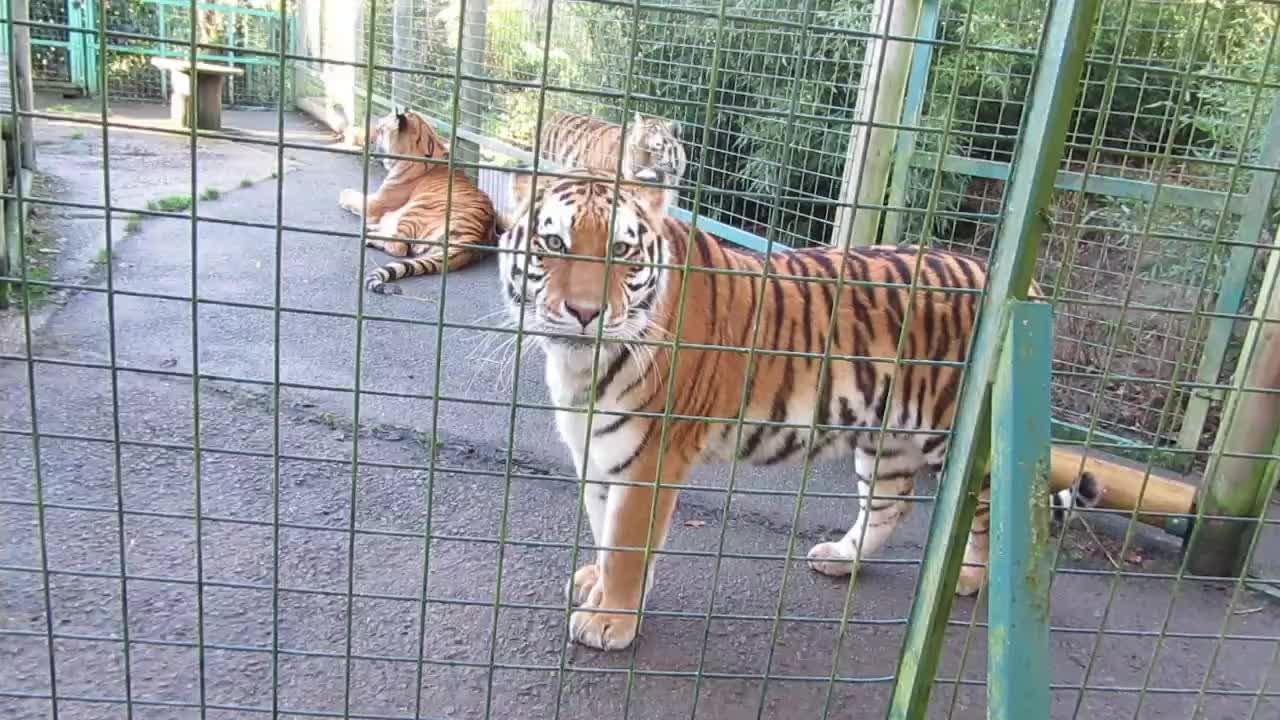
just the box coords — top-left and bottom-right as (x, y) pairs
(542, 235), (565, 252)
(611, 241), (631, 258)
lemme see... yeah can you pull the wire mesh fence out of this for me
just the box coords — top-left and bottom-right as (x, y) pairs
(99, 0), (294, 107)
(292, 0), (1280, 463)
(27, 0), (69, 84)
(2, 0), (1280, 719)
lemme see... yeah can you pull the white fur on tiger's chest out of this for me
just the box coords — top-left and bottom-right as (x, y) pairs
(545, 346), (650, 478)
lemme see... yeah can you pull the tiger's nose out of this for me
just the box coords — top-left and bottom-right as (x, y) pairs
(564, 302), (603, 328)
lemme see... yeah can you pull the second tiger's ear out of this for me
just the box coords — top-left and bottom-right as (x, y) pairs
(395, 108), (409, 133)
(667, 119), (681, 138)
(510, 168), (534, 207)
(503, 167), (543, 229)
(627, 174), (669, 216)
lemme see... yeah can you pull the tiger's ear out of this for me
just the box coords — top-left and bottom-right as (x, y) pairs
(395, 108), (409, 133)
(627, 174), (669, 216)
(667, 119), (681, 138)
(503, 167), (541, 229)
(633, 110), (645, 126)
(510, 168), (535, 205)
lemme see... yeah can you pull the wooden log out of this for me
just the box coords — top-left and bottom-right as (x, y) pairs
(1048, 445), (1196, 529)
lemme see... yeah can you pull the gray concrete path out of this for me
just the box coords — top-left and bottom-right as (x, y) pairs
(1, 104), (1277, 720)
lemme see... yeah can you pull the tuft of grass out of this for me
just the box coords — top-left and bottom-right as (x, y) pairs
(124, 215), (142, 233)
(70, 130), (84, 140)
(146, 194), (192, 212)
(10, 263), (52, 307)
(200, 187), (221, 201)
(94, 247), (110, 265)
(239, 177), (253, 188)
(47, 103), (74, 112)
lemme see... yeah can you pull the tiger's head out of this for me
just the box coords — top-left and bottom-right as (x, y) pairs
(624, 112), (686, 180)
(498, 170), (671, 355)
(369, 108), (450, 171)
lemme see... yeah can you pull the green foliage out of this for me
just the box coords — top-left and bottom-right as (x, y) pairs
(930, 0), (1280, 162)
(395, 0), (1276, 247)
(570, 0), (870, 242)
(592, 0), (1275, 243)
(200, 187), (222, 201)
(147, 194), (193, 212)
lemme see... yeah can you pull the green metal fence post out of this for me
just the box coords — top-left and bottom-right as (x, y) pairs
(988, 300), (1054, 720)
(83, 0), (97, 95)
(1175, 96), (1280, 455)
(886, 0), (1098, 715)
(67, 0), (85, 91)
(158, 6), (168, 100)
(66, 0), (96, 95)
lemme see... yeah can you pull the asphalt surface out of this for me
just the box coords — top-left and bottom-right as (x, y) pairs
(1, 105), (1277, 720)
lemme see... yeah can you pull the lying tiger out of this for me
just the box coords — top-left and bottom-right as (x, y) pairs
(338, 109), (497, 294)
(497, 170), (1102, 651)
(539, 110), (688, 208)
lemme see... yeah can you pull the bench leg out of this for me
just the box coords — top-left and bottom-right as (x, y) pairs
(168, 70), (193, 128)
(195, 75), (226, 131)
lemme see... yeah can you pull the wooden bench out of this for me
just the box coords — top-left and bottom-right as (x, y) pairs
(151, 58), (244, 131)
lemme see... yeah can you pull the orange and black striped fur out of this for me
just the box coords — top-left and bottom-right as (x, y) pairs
(338, 109), (497, 294)
(497, 170), (1101, 651)
(539, 110), (687, 207)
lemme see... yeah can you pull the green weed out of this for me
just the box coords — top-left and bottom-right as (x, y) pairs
(146, 194), (193, 212)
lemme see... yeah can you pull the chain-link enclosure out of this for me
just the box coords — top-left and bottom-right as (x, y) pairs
(2, 0), (1280, 719)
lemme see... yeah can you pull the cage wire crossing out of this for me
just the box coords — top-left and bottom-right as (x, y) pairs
(1, 0), (1279, 718)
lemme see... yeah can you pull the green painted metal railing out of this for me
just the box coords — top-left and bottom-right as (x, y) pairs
(988, 300), (1056, 720)
(5, 0), (295, 98)
(888, 0), (1097, 714)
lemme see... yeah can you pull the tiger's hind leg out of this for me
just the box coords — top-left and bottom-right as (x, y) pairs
(365, 208), (412, 257)
(955, 469), (1104, 597)
(365, 229), (491, 294)
(808, 444), (921, 577)
(955, 485), (991, 596)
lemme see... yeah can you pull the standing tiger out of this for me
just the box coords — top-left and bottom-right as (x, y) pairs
(497, 170), (1102, 651)
(338, 109), (497, 294)
(538, 110), (688, 208)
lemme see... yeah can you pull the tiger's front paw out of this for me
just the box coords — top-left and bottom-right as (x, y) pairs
(806, 540), (858, 577)
(564, 563), (602, 606)
(569, 607), (638, 651)
(338, 189), (363, 215)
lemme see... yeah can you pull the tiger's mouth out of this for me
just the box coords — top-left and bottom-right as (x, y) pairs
(548, 336), (595, 350)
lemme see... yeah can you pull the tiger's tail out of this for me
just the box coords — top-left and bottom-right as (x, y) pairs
(365, 230), (499, 294)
